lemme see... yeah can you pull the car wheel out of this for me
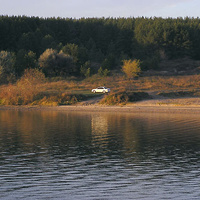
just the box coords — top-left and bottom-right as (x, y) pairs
(93, 91), (96, 93)
(103, 90), (106, 93)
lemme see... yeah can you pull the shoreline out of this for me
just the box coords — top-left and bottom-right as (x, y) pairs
(1, 104), (200, 114)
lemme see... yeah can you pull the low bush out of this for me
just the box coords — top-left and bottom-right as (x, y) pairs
(0, 83), (41, 105)
(0, 84), (21, 105)
(0, 69), (45, 105)
(33, 93), (86, 106)
(100, 91), (151, 105)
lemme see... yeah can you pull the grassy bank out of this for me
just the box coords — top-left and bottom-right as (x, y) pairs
(1, 69), (200, 106)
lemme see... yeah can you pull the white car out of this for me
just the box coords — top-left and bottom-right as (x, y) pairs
(91, 86), (110, 93)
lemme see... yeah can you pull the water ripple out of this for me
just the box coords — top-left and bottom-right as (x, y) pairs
(0, 111), (200, 199)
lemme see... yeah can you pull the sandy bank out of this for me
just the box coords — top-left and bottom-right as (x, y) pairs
(1, 104), (200, 114)
(1, 95), (200, 114)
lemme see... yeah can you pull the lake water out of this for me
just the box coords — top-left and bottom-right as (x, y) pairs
(0, 110), (200, 200)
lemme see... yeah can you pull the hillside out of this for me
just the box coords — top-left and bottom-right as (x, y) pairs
(145, 57), (200, 76)
(1, 16), (200, 81)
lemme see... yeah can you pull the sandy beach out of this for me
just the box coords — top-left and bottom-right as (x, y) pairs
(1, 101), (200, 114)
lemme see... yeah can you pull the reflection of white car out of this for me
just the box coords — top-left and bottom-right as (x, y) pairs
(91, 87), (110, 93)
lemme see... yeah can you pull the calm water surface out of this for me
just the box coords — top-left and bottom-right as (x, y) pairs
(0, 110), (200, 199)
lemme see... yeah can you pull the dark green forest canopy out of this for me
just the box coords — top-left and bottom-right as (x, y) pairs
(1, 15), (200, 75)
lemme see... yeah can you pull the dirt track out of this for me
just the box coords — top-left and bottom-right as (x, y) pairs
(77, 95), (105, 105)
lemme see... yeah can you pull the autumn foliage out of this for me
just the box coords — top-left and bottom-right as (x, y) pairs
(122, 59), (141, 79)
(0, 69), (45, 105)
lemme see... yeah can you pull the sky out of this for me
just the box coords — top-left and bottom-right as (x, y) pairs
(0, 0), (199, 19)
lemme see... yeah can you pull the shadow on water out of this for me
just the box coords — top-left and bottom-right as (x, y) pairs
(0, 110), (200, 199)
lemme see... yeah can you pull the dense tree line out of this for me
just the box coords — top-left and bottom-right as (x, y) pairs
(1, 15), (200, 81)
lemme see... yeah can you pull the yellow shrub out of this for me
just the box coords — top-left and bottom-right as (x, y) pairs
(122, 59), (141, 79)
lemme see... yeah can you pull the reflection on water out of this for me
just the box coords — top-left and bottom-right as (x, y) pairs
(0, 110), (200, 199)
(91, 114), (109, 149)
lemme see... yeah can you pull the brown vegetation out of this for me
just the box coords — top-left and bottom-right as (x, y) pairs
(99, 91), (151, 105)
(1, 68), (200, 106)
